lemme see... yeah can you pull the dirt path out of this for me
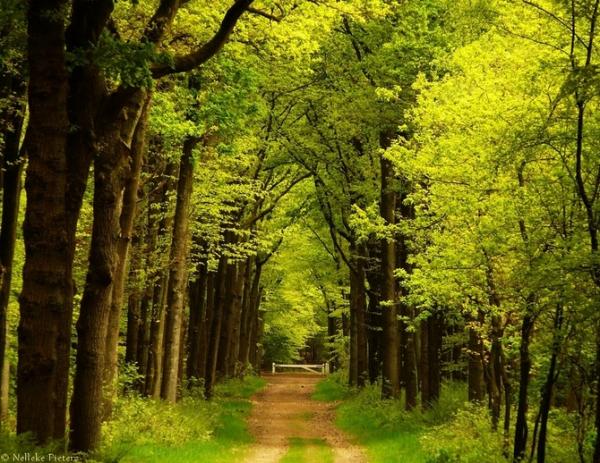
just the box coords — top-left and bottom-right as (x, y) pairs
(244, 374), (366, 463)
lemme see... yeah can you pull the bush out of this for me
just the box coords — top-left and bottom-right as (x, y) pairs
(420, 405), (507, 463)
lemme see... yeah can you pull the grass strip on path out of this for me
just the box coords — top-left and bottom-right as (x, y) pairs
(280, 437), (334, 463)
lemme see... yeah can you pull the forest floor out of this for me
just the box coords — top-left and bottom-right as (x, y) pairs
(243, 374), (366, 463)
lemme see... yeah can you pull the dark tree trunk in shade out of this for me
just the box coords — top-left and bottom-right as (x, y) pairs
(237, 259), (253, 374)
(365, 242), (382, 384)
(125, 292), (141, 367)
(396, 189), (417, 409)
(514, 307), (535, 461)
(187, 263), (208, 382)
(242, 260), (262, 368)
(420, 319), (430, 407)
(379, 154), (400, 399)
(217, 262), (237, 378)
(229, 261), (247, 376)
(146, 272), (169, 398)
(467, 322), (485, 402)
(349, 243), (368, 388)
(536, 303), (563, 463)
(17, 0), (70, 443)
(205, 256), (228, 398)
(161, 138), (197, 403)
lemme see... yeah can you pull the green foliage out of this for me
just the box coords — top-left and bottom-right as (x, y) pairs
(316, 376), (468, 463)
(312, 370), (351, 402)
(96, 376), (265, 463)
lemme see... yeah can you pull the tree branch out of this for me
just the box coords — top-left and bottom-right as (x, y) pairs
(152, 0), (254, 78)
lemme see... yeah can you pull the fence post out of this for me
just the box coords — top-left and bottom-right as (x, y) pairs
(272, 362), (276, 374)
(325, 362), (330, 375)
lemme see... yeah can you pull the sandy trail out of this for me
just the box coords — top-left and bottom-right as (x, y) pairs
(244, 374), (366, 463)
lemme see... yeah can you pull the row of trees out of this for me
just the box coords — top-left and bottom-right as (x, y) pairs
(3, 0), (600, 461)
(0, 0), (335, 453)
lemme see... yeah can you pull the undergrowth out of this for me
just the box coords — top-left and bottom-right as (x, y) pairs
(0, 375), (265, 463)
(314, 372), (589, 463)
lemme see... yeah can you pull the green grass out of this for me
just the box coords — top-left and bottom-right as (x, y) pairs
(314, 373), (467, 463)
(280, 437), (334, 463)
(98, 375), (266, 463)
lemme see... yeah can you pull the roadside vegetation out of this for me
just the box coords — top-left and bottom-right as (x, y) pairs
(0, 376), (265, 463)
(315, 373), (589, 463)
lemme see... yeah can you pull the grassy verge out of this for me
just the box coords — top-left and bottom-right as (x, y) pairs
(98, 375), (266, 463)
(313, 372), (466, 463)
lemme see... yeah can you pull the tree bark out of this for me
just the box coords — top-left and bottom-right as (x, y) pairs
(349, 243), (368, 387)
(537, 303), (563, 463)
(467, 322), (485, 402)
(0, 74), (25, 424)
(187, 262), (208, 382)
(514, 308), (535, 461)
(205, 256), (228, 398)
(17, 0), (70, 444)
(69, 91), (146, 452)
(380, 155), (399, 399)
(161, 137), (197, 402)
(103, 96), (150, 416)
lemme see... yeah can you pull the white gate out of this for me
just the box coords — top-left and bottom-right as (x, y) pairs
(271, 362), (330, 375)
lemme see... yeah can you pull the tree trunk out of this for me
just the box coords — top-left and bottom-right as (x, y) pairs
(467, 320), (485, 402)
(0, 75), (25, 424)
(537, 303), (563, 463)
(205, 255), (228, 398)
(161, 138), (197, 402)
(364, 240), (382, 384)
(17, 0), (70, 443)
(103, 96), (150, 416)
(187, 263), (208, 381)
(420, 319), (430, 408)
(514, 309), (535, 461)
(349, 243), (368, 387)
(380, 155), (399, 399)
(229, 261), (247, 376)
(70, 90), (146, 452)
(241, 260), (262, 368)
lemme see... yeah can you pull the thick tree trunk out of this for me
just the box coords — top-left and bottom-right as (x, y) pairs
(103, 96), (150, 416)
(17, 0), (70, 443)
(61, 2), (114, 440)
(70, 91), (146, 452)
(161, 138), (197, 402)
(380, 155), (399, 399)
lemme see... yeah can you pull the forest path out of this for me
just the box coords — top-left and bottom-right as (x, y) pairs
(243, 374), (366, 463)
